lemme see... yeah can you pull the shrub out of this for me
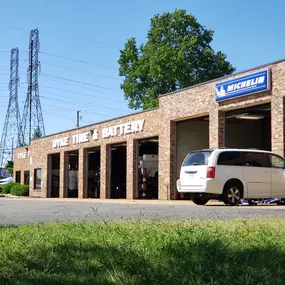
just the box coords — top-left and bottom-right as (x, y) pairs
(11, 184), (29, 196)
(2, 182), (19, 194)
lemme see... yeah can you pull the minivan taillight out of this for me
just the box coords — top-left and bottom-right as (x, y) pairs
(206, 167), (215, 179)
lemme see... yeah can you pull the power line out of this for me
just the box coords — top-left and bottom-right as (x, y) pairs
(0, 73), (26, 76)
(42, 103), (112, 118)
(0, 26), (29, 32)
(0, 50), (29, 53)
(43, 111), (75, 121)
(40, 95), (122, 116)
(39, 92), (126, 113)
(40, 51), (117, 71)
(40, 29), (116, 48)
(39, 85), (125, 103)
(40, 73), (117, 92)
(41, 76), (115, 96)
(0, 26), (115, 48)
(42, 103), (78, 112)
(40, 61), (120, 80)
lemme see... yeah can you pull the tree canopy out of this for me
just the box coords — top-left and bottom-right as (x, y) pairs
(118, 9), (235, 110)
(5, 161), (13, 176)
(32, 126), (42, 139)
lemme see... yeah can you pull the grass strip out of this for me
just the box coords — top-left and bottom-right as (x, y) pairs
(0, 218), (285, 285)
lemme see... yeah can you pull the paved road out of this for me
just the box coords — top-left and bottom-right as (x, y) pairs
(1, 198), (285, 225)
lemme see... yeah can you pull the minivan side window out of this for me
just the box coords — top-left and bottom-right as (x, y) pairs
(244, 152), (270, 168)
(217, 151), (243, 166)
(269, 154), (285, 169)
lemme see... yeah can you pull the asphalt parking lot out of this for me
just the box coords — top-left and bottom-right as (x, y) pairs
(1, 198), (285, 225)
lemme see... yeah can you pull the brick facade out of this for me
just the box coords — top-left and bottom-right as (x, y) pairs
(13, 59), (285, 200)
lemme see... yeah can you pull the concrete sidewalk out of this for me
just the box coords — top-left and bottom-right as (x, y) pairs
(1, 195), (285, 208)
(1, 195), (197, 205)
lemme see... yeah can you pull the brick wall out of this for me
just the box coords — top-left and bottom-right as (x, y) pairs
(14, 109), (161, 198)
(159, 60), (285, 199)
(13, 60), (285, 199)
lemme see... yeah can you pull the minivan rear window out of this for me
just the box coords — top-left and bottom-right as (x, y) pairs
(183, 151), (212, 166)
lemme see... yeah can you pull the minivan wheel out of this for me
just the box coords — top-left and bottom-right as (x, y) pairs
(191, 197), (210, 206)
(222, 183), (243, 206)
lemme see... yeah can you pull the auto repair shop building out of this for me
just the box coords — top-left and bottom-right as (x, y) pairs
(13, 58), (285, 200)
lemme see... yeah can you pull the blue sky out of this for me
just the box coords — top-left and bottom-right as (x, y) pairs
(0, 0), (285, 135)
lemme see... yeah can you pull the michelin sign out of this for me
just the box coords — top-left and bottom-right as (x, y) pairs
(215, 69), (270, 102)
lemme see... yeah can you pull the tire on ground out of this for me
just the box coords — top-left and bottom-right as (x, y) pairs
(222, 179), (244, 206)
(191, 197), (210, 206)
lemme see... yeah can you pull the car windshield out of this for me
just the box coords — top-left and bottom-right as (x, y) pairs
(183, 151), (212, 166)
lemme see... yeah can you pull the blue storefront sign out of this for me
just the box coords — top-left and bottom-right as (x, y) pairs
(215, 69), (270, 102)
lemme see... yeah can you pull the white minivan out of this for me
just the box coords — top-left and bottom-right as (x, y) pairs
(176, 148), (285, 206)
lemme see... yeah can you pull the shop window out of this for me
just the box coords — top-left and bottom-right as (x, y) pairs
(24, 170), (30, 185)
(34, 168), (42, 190)
(15, 171), (21, 183)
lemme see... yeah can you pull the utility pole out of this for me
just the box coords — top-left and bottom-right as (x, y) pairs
(0, 48), (22, 167)
(21, 29), (45, 145)
(76, 111), (81, 128)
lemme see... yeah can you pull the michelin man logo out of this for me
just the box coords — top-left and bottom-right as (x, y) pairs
(216, 86), (226, 97)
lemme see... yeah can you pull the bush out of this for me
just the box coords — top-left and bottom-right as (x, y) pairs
(11, 184), (29, 196)
(2, 182), (19, 194)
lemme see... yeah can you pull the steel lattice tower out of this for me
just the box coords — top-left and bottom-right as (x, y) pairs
(0, 48), (22, 167)
(21, 28), (45, 145)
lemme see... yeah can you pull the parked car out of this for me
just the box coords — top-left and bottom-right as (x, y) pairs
(0, 177), (13, 185)
(176, 148), (285, 206)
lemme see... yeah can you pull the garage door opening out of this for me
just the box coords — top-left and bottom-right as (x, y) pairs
(225, 103), (271, 150)
(49, 153), (60, 198)
(67, 150), (79, 198)
(137, 137), (158, 199)
(110, 143), (126, 199)
(176, 116), (209, 199)
(86, 147), (100, 198)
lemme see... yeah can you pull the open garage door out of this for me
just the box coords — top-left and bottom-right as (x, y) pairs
(137, 137), (158, 199)
(110, 143), (127, 199)
(225, 103), (271, 150)
(176, 116), (209, 199)
(49, 153), (60, 198)
(66, 151), (79, 198)
(86, 148), (100, 198)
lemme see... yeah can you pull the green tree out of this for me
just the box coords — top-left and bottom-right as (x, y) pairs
(32, 126), (42, 139)
(118, 9), (235, 110)
(5, 160), (13, 176)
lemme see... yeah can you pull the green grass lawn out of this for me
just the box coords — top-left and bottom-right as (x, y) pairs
(1, 219), (285, 285)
